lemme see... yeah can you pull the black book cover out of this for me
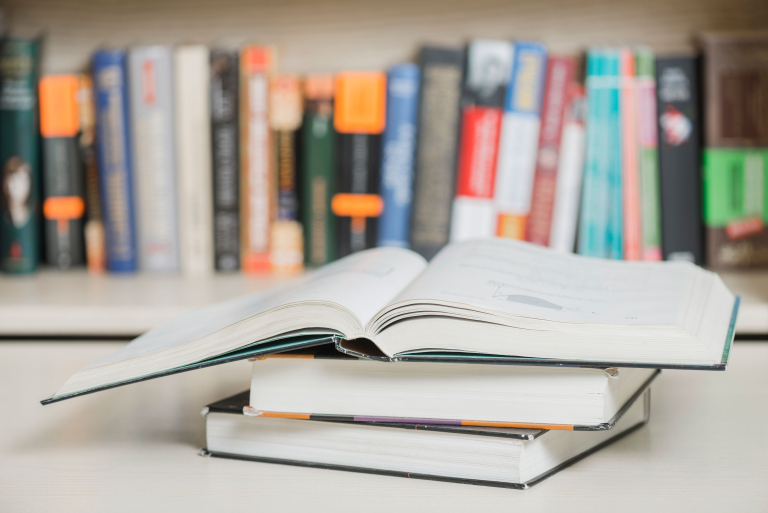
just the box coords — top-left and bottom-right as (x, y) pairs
(656, 55), (705, 265)
(409, 46), (465, 260)
(210, 49), (240, 271)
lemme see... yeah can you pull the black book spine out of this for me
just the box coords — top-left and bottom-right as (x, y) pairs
(409, 47), (465, 260)
(656, 55), (704, 265)
(336, 133), (382, 257)
(210, 49), (240, 271)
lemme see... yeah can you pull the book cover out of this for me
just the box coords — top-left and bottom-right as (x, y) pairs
(301, 75), (336, 267)
(657, 55), (704, 265)
(636, 47), (661, 261)
(333, 72), (386, 257)
(39, 74), (85, 269)
(240, 46), (274, 274)
(210, 48), (240, 271)
(0, 39), (39, 274)
(409, 47), (464, 260)
(450, 39), (512, 243)
(93, 49), (138, 273)
(270, 74), (304, 274)
(76, 75), (106, 272)
(494, 40), (548, 240)
(175, 45), (214, 275)
(128, 46), (179, 272)
(377, 63), (420, 248)
(525, 55), (576, 247)
(620, 49), (641, 260)
(549, 84), (586, 253)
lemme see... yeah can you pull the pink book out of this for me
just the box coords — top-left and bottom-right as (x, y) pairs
(621, 48), (642, 261)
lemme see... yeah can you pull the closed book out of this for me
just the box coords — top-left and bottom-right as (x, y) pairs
(76, 75), (106, 272)
(620, 49), (641, 261)
(409, 47), (464, 260)
(174, 46), (214, 275)
(450, 39), (511, 243)
(93, 49), (138, 273)
(128, 46), (180, 272)
(494, 41), (548, 240)
(657, 55), (704, 265)
(0, 39), (39, 274)
(636, 48), (662, 261)
(549, 84), (586, 253)
(239, 46), (274, 274)
(333, 72), (386, 258)
(39, 74), (85, 269)
(525, 56), (576, 247)
(210, 49), (240, 271)
(301, 75), (336, 267)
(606, 50), (623, 260)
(270, 75), (304, 274)
(377, 63), (420, 248)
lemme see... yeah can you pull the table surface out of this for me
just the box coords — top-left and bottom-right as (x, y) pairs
(2, 341), (768, 512)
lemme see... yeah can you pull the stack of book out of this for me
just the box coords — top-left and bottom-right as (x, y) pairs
(43, 238), (739, 488)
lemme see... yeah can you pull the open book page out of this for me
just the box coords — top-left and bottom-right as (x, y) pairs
(386, 238), (704, 327)
(87, 247), (426, 369)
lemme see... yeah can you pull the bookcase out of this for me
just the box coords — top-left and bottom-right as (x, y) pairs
(2, 0), (768, 337)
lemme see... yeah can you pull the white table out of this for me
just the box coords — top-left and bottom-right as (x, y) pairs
(2, 341), (768, 512)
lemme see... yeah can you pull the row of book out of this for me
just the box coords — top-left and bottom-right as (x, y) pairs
(0, 33), (767, 274)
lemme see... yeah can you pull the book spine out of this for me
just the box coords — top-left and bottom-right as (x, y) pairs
(494, 40), (548, 240)
(174, 45), (214, 275)
(549, 84), (586, 253)
(377, 63), (420, 248)
(333, 72), (386, 258)
(270, 74), (304, 274)
(128, 46), (179, 272)
(450, 40), (511, 243)
(605, 50), (623, 260)
(409, 47), (464, 260)
(636, 48), (661, 261)
(620, 49), (641, 261)
(39, 74), (85, 269)
(210, 49), (240, 271)
(0, 39), (39, 274)
(93, 49), (138, 272)
(239, 46), (274, 274)
(657, 56), (704, 265)
(525, 55), (575, 246)
(77, 75), (106, 272)
(301, 75), (336, 267)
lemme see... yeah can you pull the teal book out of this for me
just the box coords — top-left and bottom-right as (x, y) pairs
(0, 39), (40, 273)
(605, 50), (623, 260)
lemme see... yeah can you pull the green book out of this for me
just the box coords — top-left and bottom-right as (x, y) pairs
(0, 39), (39, 274)
(301, 77), (336, 266)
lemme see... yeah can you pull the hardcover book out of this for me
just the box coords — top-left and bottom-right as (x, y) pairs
(203, 388), (651, 489)
(93, 49), (138, 272)
(128, 45), (180, 272)
(210, 49), (240, 271)
(494, 40), (548, 240)
(409, 47), (464, 260)
(0, 38), (39, 274)
(450, 39), (512, 243)
(175, 45), (214, 275)
(39, 74), (85, 269)
(333, 71), (386, 257)
(44, 237), (737, 404)
(301, 75), (336, 267)
(657, 55), (704, 265)
(377, 63), (420, 248)
(620, 49), (641, 261)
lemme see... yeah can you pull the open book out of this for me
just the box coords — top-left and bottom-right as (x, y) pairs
(43, 238), (739, 404)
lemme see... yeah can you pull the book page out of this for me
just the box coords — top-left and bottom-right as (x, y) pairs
(88, 247), (427, 369)
(388, 238), (701, 326)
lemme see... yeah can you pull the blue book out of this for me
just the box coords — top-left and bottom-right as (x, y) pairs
(603, 50), (623, 260)
(93, 50), (138, 272)
(377, 63), (420, 248)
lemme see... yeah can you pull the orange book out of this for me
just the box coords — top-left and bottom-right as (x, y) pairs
(334, 72), (386, 135)
(621, 49), (642, 260)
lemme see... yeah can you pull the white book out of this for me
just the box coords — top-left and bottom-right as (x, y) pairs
(174, 45), (214, 275)
(128, 45), (180, 271)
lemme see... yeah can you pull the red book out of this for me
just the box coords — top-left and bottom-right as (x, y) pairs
(526, 56), (576, 246)
(455, 106), (503, 199)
